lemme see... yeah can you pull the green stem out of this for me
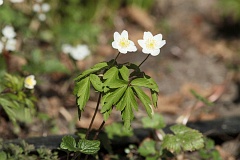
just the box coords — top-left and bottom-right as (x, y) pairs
(138, 54), (150, 67)
(85, 92), (102, 139)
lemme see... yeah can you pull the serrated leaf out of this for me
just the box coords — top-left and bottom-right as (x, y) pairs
(77, 139), (100, 155)
(162, 124), (204, 153)
(142, 114), (166, 129)
(103, 108), (112, 121)
(103, 67), (119, 87)
(75, 77), (90, 110)
(116, 87), (138, 111)
(122, 104), (134, 129)
(131, 77), (159, 93)
(90, 74), (103, 92)
(162, 135), (181, 153)
(75, 62), (108, 81)
(151, 91), (158, 108)
(60, 136), (77, 151)
(101, 85), (127, 113)
(138, 139), (156, 157)
(119, 66), (129, 81)
(106, 79), (128, 89)
(133, 86), (154, 118)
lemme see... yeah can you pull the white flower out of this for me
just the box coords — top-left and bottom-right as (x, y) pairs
(38, 13), (46, 21)
(10, 0), (24, 3)
(33, 3), (50, 13)
(112, 30), (137, 54)
(138, 31), (166, 56)
(42, 3), (50, 12)
(33, 3), (41, 12)
(70, 45), (90, 61)
(5, 39), (17, 51)
(0, 0), (3, 5)
(24, 75), (37, 89)
(62, 44), (91, 61)
(2, 26), (16, 39)
(62, 44), (73, 54)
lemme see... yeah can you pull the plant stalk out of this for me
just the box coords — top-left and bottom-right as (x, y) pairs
(138, 54), (150, 67)
(85, 92), (102, 139)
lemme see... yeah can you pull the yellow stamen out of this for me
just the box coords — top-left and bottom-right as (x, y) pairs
(119, 38), (130, 48)
(146, 38), (156, 50)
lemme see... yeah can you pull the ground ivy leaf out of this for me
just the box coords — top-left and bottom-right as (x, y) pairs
(162, 135), (181, 153)
(60, 135), (77, 152)
(75, 77), (90, 110)
(138, 139), (156, 157)
(162, 124), (204, 153)
(90, 74), (103, 92)
(142, 114), (166, 129)
(119, 65), (129, 81)
(133, 86), (154, 118)
(75, 62), (108, 81)
(78, 139), (100, 155)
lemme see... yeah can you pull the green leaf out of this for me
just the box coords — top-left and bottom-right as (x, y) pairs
(90, 74), (103, 92)
(103, 67), (119, 87)
(142, 114), (166, 129)
(131, 77), (159, 92)
(162, 124), (204, 153)
(190, 89), (213, 106)
(60, 136), (77, 152)
(122, 104), (134, 129)
(75, 77), (90, 110)
(106, 79), (128, 89)
(0, 151), (7, 160)
(75, 62), (108, 81)
(77, 139), (100, 155)
(119, 66), (129, 81)
(138, 139), (156, 157)
(133, 86), (154, 118)
(101, 85), (127, 113)
(151, 91), (158, 108)
(103, 108), (112, 121)
(116, 87), (138, 111)
(105, 122), (133, 139)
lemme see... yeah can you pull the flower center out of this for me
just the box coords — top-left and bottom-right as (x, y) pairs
(146, 38), (156, 50)
(119, 38), (130, 48)
(25, 77), (34, 86)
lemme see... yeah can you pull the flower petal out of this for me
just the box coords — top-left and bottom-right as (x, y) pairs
(138, 40), (145, 48)
(151, 49), (160, 56)
(114, 32), (120, 41)
(121, 30), (128, 39)
(154, 34), (162, 41)
(143, 31), (153, 40)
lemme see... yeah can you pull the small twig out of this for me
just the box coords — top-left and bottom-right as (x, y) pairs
(138, 54), (150, 67)
(85, 92), (102, 139)
(114, 52), (120, 62)
(93, 120), (105, 140)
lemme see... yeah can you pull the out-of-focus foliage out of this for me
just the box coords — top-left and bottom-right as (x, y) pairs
(219, 0), (240, 21)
